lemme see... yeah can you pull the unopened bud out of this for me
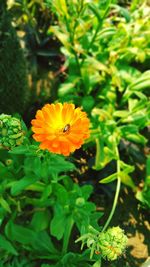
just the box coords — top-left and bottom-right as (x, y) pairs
(0, 114), (24, 149)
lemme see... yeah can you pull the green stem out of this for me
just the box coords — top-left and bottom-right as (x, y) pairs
(102, 146), (121, 232)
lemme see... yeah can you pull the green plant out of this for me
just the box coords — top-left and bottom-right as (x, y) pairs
(46, 0), (150, 198)
(43, 1), (150, 265)
(0, 3), (29, 115)
(0, 119), (102, 266)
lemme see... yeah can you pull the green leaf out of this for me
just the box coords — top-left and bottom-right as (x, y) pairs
(93, 261), (101, 267)
(53, 183), (68, 205)
(0, 235), (18, 255)
(9, 145), (29, 155)
(120, 125), (147, 144)
(82, 96), (95, 112)
(58, 83), (75, 97)
(41, 184), (52, 200)
(0, 162), (14, 179)
(50, 204), (66, 240)
(81, 185), (93, 200)
(120, 173), (136, 189)
(113, 110), (129, 118)
(11, 175), (40, 196)
(47, 153), (76, 176)
(100, 172), (117, 184)
(120, 161), (135, 174)
(30, 210), (51, 232)
(5, 221), (36, 245)
(0, 196), (11, 213)
(31, 231), (59, 255)
(125, 133), (147, 145)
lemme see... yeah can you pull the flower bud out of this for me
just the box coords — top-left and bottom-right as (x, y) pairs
(0, 114), (24, 149)
(98, 226), (128, 261)
(76, 197), (85, 207)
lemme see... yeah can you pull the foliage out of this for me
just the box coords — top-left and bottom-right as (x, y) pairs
(0, 3), (29, 115)
(46, 0), (150, 187)
(0, 134), (102, 266)
(0, 0), (150, 266)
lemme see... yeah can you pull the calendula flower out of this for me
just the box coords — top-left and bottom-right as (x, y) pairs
(31, 103), (90, 156)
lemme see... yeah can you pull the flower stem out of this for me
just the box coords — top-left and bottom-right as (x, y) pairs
(102, 146), (121, 232)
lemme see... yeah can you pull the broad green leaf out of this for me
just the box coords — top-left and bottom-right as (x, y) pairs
(82, 96), (95, 112)
(81, 185), (93, 200)
(47, 153), (75, 176)
(5, 221), (36, 245)
(11, 175), (40, 196)
(31, 231), (59, 255)
(50, 204), (66, 240)
(0, 235), (18, 255)
(30, 210), (51, 232)
(53, 183), (68, 205)
(0, 162), (14, 179)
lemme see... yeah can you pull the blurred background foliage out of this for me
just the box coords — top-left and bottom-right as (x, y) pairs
(0, 0), (150, 266)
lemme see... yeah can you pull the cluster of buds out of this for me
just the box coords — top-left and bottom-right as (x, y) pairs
(0, 114), (24, 149)
(76, 225), (128, 262)
(98, 226), (128, 261)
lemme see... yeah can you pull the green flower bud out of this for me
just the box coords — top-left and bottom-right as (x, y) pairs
(98, 226), (128, 261)
(0, 114), (24, 149)
(5, 159), (13, 166)
(76, 197), (85, 207)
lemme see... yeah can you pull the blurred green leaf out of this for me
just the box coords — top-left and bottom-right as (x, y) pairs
(5, 221), (36, 245)
(0, 197), (11, 213)
(0, 235), (18, 256)
(100, 172), (117, 184)
(11, 175), (40, 196)
(30, 210), (51, 232)
(50, 204), (66, 240)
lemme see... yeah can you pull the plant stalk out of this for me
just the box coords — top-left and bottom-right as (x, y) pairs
(102, 146), (121, 232)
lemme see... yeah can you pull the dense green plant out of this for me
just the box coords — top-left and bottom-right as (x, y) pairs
(0, 122), (103, 266)
(0, 3), (29, 115)
(46, 0), (150, 189)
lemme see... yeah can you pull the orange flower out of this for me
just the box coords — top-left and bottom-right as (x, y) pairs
(31, 103), (90, 156)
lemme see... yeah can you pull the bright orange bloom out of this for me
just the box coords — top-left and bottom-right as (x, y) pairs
(31, 103), (90, 156)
